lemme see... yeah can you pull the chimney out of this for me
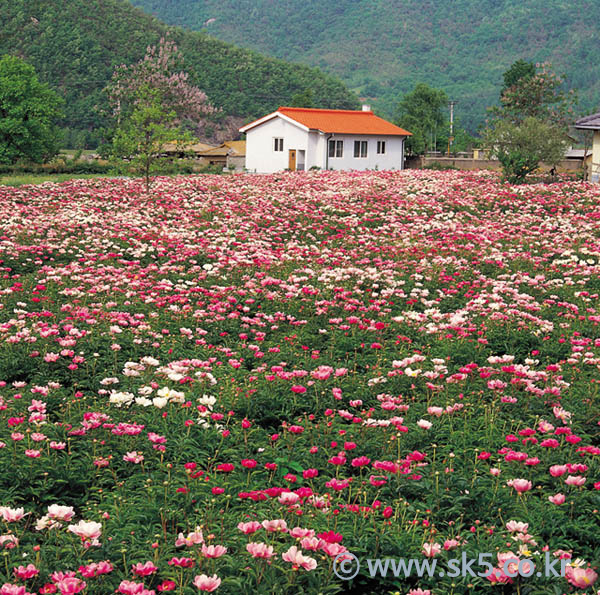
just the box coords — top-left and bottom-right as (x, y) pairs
(361, 104), (371, 112)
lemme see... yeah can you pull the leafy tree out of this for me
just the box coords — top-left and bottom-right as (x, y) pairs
(485, 117), (567, 183)
(290, 89), (314, 108)
(501, 59), (536, 94)
(485, 61), (576, 182)
(106, 37), (215, 191)
(396, 83), (448, 155)
(493, 61), (576, 127)
(0, 54), (63, 164)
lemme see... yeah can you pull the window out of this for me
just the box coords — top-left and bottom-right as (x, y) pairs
(273, 138), (284, 152)
(354, 140), (367, 158)
(328, 140), (343, 158)
(377, 140), (386, 154)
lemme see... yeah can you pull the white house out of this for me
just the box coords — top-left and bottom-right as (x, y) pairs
(239, 106), (412, 173)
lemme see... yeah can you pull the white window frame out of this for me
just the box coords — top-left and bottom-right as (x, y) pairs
(377, 140), (386, 154)
(328, 139), (343, 158)
(273, 137), (284, 152)
(354, 140), (368, 158)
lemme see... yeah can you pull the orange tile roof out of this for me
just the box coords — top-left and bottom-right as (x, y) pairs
(281, 107), (411, 136)
(240, 107), (411, 136)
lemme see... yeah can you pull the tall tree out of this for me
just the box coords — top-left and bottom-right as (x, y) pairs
(0, 55), (63, 164)
(106, 37), (215, 191)
(396, 83), (448, 155)
(501, 59), (536, 95)
(493, 61), (576, 127)
(484, 61), (575, 183)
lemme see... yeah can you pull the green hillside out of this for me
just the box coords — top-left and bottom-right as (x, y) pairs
(132, 0), (600, 132)
(0, 0), (359, 147)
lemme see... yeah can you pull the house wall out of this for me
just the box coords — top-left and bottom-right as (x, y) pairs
(324, 134), (405, 171)
(245, 117), (309, 173)
(592, 131), (600, 182)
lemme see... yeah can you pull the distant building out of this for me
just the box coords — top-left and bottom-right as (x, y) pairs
(574, 112), (600, 182)
(199, 141), (246, 171)
(239, 106), (411, 173)
(161, 141), (216, 159)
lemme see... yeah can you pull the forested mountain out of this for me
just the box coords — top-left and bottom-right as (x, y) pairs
(0, 0), (358, 147)
(132, 0), (600, 132)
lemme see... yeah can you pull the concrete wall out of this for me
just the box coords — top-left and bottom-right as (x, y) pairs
(407, 156), (584, 173)
(226, 155), (246, 172)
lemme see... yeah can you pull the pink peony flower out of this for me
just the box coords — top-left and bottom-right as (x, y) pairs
(0, 507), (26, 522)
(565, 565), (598, 588)
(548, 493), (565, 505)
(13, 564), (39, 580)
(282, 546), (317, 571)
(549, 464), (568, 477)
(507, 479), (532, 493)
(261, 519), (287, 533)
(201, 544), (227, 558)
(54, 577), (87, 594)
(193, 574), (221, 591)
(175, 527), (203, 547)
(67, 520), (102, 543)
(237, 521), (261, 534)
(131, 561), (158, 576)
(246, 542), (275, 559)
(0, 585), (36, 595)
(47, 505), (75, 522)
(422, 543), (441, 558)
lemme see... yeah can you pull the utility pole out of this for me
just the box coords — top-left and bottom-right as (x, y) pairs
(447, 100), (456, 155)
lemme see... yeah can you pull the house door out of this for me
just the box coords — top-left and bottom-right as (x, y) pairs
(288, 149), (296, 171)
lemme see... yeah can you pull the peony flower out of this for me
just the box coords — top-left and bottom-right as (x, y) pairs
(0, 507), (26, 522)
(565, 565), (598, 588)
(237, 521), (261, 534)
(13, 564), (39, 580)
(67, 520), (102, 544)
(193, 574), (221, 591)
(548, 493), (565, 505)
(506, 521), (529, 533)
(175, 527), (204, 547)
(54, 577), (86, 594)
(246, 542), (275, 559)
(47, 505), (75, 522)
(422, 543), (441, 558)
(131, 561), (158, 576)
(261, 519), (287, 533)
(507, 479), (532, 493)
(282, 546), (317, 571)
(201, 544), (227, 558)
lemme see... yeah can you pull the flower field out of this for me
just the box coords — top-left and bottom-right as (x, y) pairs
(0, 170), (599, 594)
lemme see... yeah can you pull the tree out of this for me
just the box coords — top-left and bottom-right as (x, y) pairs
(484, 61), (576, 183)
(494, 61), (576, 127)
(106, 37), (215, 191)
(501, 59), (536, 95)
(0, 55), (63, 164)
(485, 117), (567, 184)
(290, 89), (314, 108)
(396, 83), (448, 155)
